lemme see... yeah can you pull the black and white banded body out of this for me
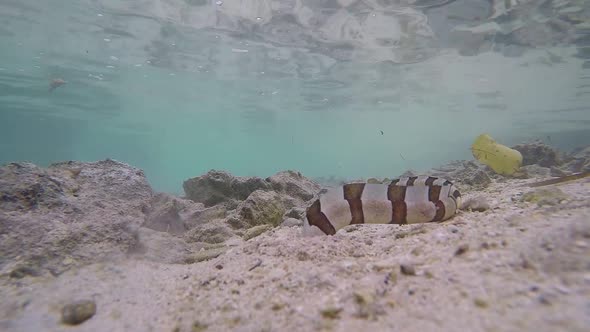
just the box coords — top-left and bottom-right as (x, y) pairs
(305, 176), (461, 235)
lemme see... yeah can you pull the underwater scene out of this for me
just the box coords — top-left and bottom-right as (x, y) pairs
(1, 1), (589, 331)
(1, 0), (589, 192)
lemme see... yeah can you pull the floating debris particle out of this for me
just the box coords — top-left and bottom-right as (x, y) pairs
(49, 78), (66, 92)
(61, 300), (96, 325)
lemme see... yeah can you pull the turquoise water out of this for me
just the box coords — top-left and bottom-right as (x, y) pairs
(1, 1), (589, 193)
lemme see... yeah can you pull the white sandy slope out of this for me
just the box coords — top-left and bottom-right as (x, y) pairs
(0, 177), (589, 332)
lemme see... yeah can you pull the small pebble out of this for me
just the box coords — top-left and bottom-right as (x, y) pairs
(538, 293), (555, 305)
(555, 285), (571, 294)
(384, 271), (397, 285)
(200, 276), (216, 286)
(192, 321), (208, 332)
(297, 251), (311, 261)
(320, 306), (343, 319)
(400, 264), (416, 276)
(461, 196), (490, 212)
(433, 231), (451, 243)
(474, 298), (488, 308)
(9, 265), (40, 279)
(271, 302), (285, 311)
(61, 300), (96, 325)
(243, 224), (273, 240)
(454, 244), (469, 256)
(281, 218), (302, 227)
(353, 290), (381, 319)
(185, 247), (227, 263)
(248, 258), (262, 271)
(521, 256), (536, 270)
(448, 225), (460, 233)
(371, 261), (396, 272)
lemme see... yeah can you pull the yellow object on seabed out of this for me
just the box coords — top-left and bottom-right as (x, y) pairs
(471, 134), (523, 176)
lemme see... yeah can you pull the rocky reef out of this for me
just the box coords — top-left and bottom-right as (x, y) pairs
(0, 161), (322, 277)
(0, 160), (151, 277)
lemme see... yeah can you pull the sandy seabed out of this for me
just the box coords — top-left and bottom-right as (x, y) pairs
(0, 175), (589, 332)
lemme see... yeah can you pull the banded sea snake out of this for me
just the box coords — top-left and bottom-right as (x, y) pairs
(305, 176), (461, 235)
